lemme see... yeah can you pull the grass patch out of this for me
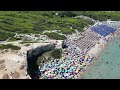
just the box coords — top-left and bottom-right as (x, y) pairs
(19, 41), (38, 44)
(61, 28), (75, 34)
(24, 43), (31, 46)
(0, 44), (21, 50)
(8, 37), (22, 42)
(77, 11), (120, 21)
(51, 49), (62, 59)
(37, 50), (53, 67)
(44, 32), (66, 40)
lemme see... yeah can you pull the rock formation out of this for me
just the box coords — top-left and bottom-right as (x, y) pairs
(27, 43), (55, 79)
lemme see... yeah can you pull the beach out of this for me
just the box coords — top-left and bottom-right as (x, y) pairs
(76, 29), (120, 79)
(82, 29), (120, 79)
(38, 24), (120, 79)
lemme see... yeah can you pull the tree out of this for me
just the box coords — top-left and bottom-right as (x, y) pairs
(58, 11), (77, 18)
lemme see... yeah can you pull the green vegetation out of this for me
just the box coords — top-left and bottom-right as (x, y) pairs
(77, 11), (120, 21)
(0, 30), (14, 41)
(24, 43), (31, 46)
(58, 11), (77, 17)
(0, 44), (21, 50)
(0, 11), (94, 41)
(37, 49), (62, 67)
(8, 37), (22, 42)
(4, 11), (120, 40)
(37, 50), (53, 67)
(44, 32), (66, 40)
(19, 41), (38, 44)
(1, 11), (120, 41)
(51, 49), (62, 59)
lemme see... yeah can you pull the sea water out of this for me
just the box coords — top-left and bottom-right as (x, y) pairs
(83, 35), (120, 79)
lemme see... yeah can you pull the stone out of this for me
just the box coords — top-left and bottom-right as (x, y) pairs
(12, 71), (20, 79)
(19, 65), (25, 70)
(2, 74), (10, 79)
(0, 64), (5, 70)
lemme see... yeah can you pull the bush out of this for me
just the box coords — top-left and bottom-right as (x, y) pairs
(61, 28), (75, 34)
(0, 44), (21, 50)
(19, 41), (38, 44)
(0, 30), (14, 41)
(0, 11), (95, 40)
(24, 44), (31, 46)
(44, 32), (66, 40)
(51, 49), (62, 59)
(77, 11), (120, 21)
(37, 49), (62, 66)
(36, 50), (53, 67)
(58, 11), (77, 18)
(8, 37), (22, 42)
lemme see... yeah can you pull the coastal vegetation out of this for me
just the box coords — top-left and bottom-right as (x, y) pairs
(36, 50), (53, 67)
(1, 11), (120, 41)
(0, 11), (93, 41)
(44, 32), (66, 40)
(77, 11), (120, 21)
(0, 44), (21, 50)
(37, 48), (62, 67)
(8, 37), (22, 42)
(51, 49), (62, 59)
(24, 43), (31, 46)
(19, 41), (38, 44)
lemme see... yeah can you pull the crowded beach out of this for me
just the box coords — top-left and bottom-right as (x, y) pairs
(39, 23), (120, 79)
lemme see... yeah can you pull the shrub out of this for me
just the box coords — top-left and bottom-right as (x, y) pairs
(58, 11), (77, 18)
(19, 41), (38, 44)
(0, 44), (21, 50)
(51, 49), (62, 59)
(44, 32), (66, 40)
(61, 28), (75, 34)
(24, 44), (31, 46)
(8, 37), (22, 42)
(36, 50), (52, 66)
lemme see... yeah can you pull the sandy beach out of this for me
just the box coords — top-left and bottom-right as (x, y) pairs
(0, 42), (52, 79)
(79, 29), (120, 79)
(0, 51), (28, 79)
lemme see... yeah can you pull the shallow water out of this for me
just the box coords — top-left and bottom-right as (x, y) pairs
(83, 35), (120, 79)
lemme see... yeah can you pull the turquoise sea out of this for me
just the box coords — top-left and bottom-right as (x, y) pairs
(83, 35), (120, 79)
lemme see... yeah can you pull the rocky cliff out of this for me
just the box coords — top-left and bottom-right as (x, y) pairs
(27, 43), (55, 79)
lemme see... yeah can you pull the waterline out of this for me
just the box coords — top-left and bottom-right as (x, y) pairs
(83, 35), (120, 79)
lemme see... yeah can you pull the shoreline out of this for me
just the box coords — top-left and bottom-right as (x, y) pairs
(38, 28), (120, 79)
(77, 29), (120, 79)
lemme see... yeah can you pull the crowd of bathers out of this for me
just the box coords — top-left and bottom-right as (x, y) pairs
(39, 41), (94, 79)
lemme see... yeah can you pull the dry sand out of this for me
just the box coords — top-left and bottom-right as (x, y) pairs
(0, 52), (28, 79)
(0, 42), (52, 79)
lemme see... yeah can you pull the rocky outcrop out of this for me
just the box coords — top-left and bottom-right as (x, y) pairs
(27, 44), (55, 79)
